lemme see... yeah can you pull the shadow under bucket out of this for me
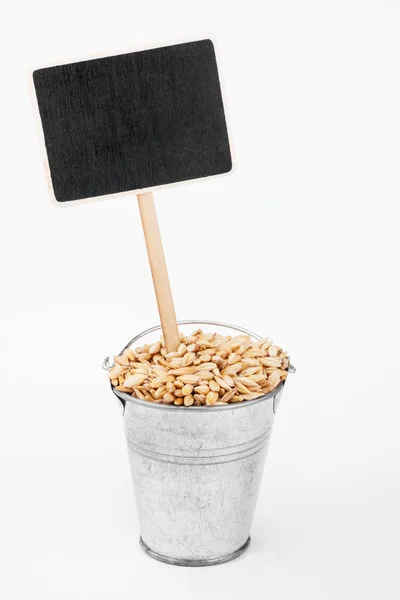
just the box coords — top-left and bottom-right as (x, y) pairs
(106, 321), (295, 566)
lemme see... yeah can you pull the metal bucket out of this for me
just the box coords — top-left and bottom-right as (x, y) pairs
(104, 320), (295, 567)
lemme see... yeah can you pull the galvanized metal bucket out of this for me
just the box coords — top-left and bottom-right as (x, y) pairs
(104, 321), (295, 567)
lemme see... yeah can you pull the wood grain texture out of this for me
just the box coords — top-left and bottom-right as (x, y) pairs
(137, 192), (180, 352)
(33, 40), (231, 202)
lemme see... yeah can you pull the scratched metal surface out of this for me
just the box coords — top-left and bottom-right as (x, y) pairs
(122, 387), (282, 564)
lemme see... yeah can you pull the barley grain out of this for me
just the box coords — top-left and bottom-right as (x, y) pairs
(181, 384), (193, 396)
(124, 374), (146, 388)
(206, 391), (219, 405)
(166, 381), (176, 394)
(194, 385), (210, 395)
(184, 394), (194, 407)
(163, 392), (176, 403)
(149, 341), (161, 355)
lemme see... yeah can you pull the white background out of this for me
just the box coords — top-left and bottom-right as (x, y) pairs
(1, 1), (400, 598)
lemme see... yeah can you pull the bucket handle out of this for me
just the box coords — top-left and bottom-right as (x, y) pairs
(103, 356), (126, 414)
(273, 362), (296, 413)
(102, 356), (113, 371)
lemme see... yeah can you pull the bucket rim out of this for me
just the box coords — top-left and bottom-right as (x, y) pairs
(108, 320), (293, 412)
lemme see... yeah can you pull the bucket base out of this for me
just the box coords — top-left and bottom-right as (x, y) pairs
(139, 536), (251, 567)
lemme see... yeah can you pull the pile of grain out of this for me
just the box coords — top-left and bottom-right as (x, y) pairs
(108, 329), (289, 406)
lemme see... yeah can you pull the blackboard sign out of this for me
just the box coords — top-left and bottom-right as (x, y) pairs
(33, 40), (231, 202)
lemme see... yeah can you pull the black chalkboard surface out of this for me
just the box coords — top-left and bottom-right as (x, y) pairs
(33, 39), (231, 202)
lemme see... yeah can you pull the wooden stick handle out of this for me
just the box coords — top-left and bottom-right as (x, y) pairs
(137, 192), (180, 353)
